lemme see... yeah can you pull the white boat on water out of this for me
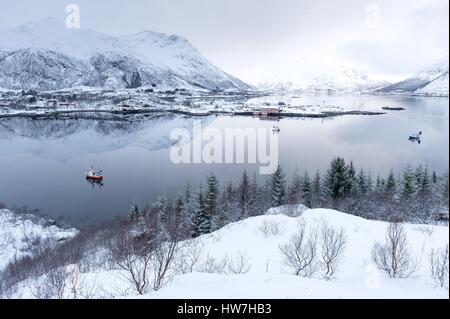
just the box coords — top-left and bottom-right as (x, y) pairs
(409, 131), (422, 140)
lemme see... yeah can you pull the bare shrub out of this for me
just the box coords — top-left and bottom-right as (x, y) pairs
(66, 264), (99, 299)
(198, 254), (228, 274)
(227, 251), (251, 274)
(371, 222), (420, 278)
(258, 220), (283, 237)
(110, 230), (179, 295)
(197, 252), (251, 275)
(31, 266), (68, 299)
(429, 244), (449, 288)
(151, 239), (179, 291)
(320, 222), (346, 280)
(111, 232), (154, 295)
(174, 241), (204, 274)
(415, 225), (435, 237)
(279, 223), (318, 277)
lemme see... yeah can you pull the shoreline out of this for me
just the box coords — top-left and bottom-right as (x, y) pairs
(0, 108), (386, 120)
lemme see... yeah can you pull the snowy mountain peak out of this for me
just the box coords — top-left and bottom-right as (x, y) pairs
(258, 64), (387, 93)
(377, 55), (449, 96)
(0, 18), (250, 91)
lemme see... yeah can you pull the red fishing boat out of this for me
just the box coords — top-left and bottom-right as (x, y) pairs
(86, 167), (103, 181)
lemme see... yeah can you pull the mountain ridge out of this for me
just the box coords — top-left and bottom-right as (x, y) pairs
(0, 18), (251, 91)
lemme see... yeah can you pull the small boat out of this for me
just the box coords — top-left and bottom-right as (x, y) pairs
(272, 125), (280, 132)
(408, 131), (422, 141)
(86, 166), (103, 181)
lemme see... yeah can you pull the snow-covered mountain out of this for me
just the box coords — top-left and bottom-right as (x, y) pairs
(258, 65), (388, 94)
(0, 18), (250, 91)
(376, 57), (449, 96)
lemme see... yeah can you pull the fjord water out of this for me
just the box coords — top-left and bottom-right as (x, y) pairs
(0, 95), (448, 222)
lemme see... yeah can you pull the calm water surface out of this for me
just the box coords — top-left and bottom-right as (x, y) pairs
(0, 95), (448, 222)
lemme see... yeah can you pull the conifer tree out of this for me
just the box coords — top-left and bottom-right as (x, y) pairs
(347, 161), (358, 195)
(323, 157), (350, 200)
(156, 195), (169, 237)
(239, 171), (251, 218)
(183, 183), (196, 236)
(129, 201), (140, 222)
(301, 171), (312, 207)
(205, 173), (219, 230)
(174, 194), (186, 236)
(288, 171), (302, 204)
(271, 165), (287, 207)
(312, 171), (321, 206)
(357, 169), (368, 195)
(401, 166), (416, 197)
(192, 185), (210, 237)
(385, 169), (397, 196)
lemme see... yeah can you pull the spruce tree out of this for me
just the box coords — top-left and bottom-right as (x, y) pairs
(301, 171), (312, 208)
(288, 171), (302, 204)
(248, 173), (258, 216)
(432, 171), (438, 184)
(174, 194), (185, 236)
(239, 171), (251, 218)
(357, 169), (368, 195)
(183, 183), (196, 236)
(312, 171), (321, 206)
(192, 185), (210, 237)
(129, 201), (140, 222)
(129, 201), (147, 239)
(323, 157), (350, 200)
(205, 173), (219, 230)
(156, 195), (169, 237)
(385, 169), (396, 196)
(419, 166), (431, 195)
(219, 181), (234, 226)
(271, 165), (286, 207)
(347, 161), (358, 195)
(401, 166), (416, 197)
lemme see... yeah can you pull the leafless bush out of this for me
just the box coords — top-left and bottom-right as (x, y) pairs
(151, 239), (179, 291)
(415, 225), (435, 237)
(258, 220), (283, 237)
(174, 241), (204, 274)
(371, 222), (420, 278)
(66, 264), (99, 299)
(197, 252), (251, 275)
(111, 232), (153, 295)
(110, 229), (179, 295)
(320, 223), (346, 280)
(429, 244), (449, 288)
(31, 266), (68, 299)
(198, 254), (229, 274)
(279, 223), (319, 277)
(226, 251), (251, 274)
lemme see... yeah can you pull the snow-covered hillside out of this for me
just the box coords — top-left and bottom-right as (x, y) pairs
(258, 65), (388, 94)
(0, 209), (78, 271)
(0, 18), (250, 91)
(8, 207), (449, 299)
(377, 57), (449, 96)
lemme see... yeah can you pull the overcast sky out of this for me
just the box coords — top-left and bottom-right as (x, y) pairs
(0, 0), (448, 83)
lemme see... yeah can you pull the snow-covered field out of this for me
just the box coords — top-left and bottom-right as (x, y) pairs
(0, 209), (78, 271)
(4, 207), (448, 299)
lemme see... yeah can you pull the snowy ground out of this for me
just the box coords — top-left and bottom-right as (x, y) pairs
(0, 209), (78, 271)
(5, 207), (449, 299)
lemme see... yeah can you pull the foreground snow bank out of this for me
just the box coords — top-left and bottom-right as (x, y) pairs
(0, 209), (78, 270)
(8, 208), (449, 299)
